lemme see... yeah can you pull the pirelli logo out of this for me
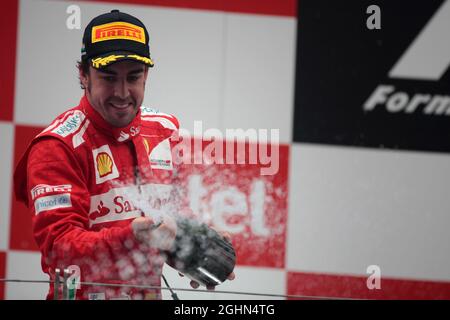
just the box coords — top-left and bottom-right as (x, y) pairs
(92, 22), (145, 44)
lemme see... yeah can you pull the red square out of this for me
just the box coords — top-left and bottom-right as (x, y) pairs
(287, 271), (450, 300)
(0, 0), (18, 121)
(287, 271), (378, 300)
(10, 125), (44, 251)
(175, 138), (289, 268)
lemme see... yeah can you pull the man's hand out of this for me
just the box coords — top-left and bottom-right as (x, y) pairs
(131, 216), (177, 251)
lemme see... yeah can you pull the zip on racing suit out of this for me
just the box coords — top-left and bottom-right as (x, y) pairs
(14, 95), (181, 300)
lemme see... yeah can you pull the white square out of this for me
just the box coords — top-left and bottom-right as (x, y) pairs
(288, 143), (450, 282)
(14, 0), (85, 125)
(0, 122), (13, 251)
(221, 14), (296, 143)
(6, 251), (48, 299)
(141, 7), (225, 134)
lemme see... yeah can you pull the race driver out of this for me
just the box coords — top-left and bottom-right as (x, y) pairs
(13, 9), (233, 300)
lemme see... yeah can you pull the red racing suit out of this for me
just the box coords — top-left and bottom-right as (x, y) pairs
(14, 95), (181, 300)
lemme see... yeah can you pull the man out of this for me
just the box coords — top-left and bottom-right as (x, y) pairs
(14, 10), (233, 300)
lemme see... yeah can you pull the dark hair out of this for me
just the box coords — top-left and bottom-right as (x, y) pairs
(77, 60), (90, 89)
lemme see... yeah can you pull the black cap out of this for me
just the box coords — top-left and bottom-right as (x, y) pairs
(81, 10), (154, 69)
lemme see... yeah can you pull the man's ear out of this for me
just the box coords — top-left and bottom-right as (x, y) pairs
(79, 66), (90, 89)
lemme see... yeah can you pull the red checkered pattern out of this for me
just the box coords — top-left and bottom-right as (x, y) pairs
(1, 0), (449, 299)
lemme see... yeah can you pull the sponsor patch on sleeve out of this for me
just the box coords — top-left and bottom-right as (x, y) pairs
(34, 193), (72, 214)
(31, 184), (72, 200)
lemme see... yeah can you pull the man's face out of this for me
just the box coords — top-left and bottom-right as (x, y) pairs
(80, 60), (149, 127)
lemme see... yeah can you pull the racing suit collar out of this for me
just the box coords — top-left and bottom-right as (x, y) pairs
(80, 95), (142, 143)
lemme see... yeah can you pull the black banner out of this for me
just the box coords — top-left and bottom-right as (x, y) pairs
(293, 0), (450, 152)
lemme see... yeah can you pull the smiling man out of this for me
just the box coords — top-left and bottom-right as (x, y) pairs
(13, 10), (236, 300)
(84, 61), (148, 127)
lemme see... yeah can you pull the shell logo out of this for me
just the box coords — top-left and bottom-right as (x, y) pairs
(96, 152), (113, 177)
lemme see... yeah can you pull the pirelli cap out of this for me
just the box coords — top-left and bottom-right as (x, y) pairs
(81, 9), (154, 69)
